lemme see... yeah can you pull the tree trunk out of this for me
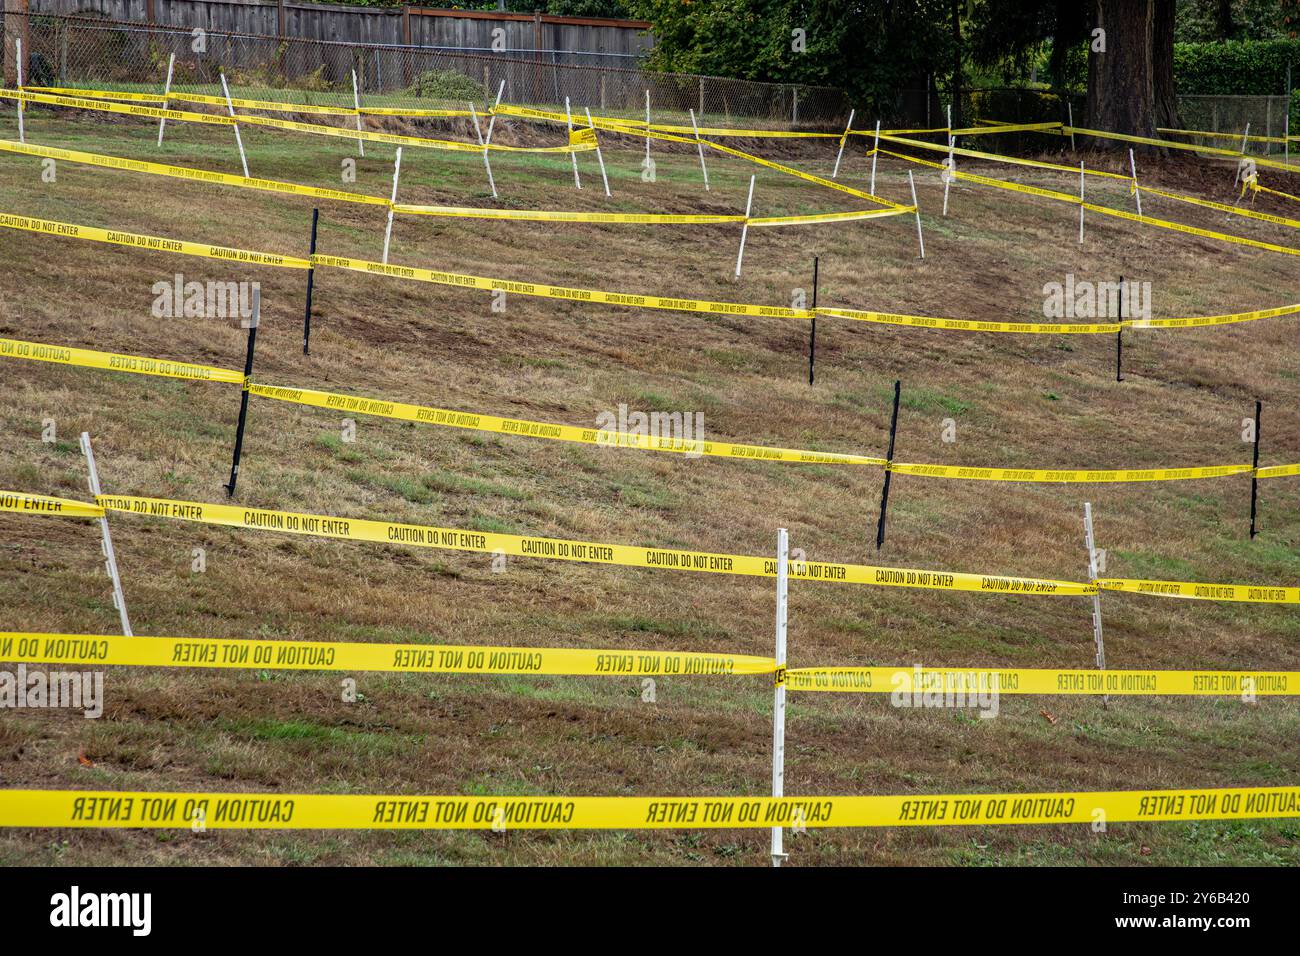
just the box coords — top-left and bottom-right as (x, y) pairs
(1153, 0), (1179, 129)
(1087, 0), (1157, 148)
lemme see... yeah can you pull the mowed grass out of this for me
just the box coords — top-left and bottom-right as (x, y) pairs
(0, 107), (1298, 866)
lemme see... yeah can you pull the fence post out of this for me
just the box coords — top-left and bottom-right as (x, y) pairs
(734, 174), (755, 278)
(219, 73), (250, 178)
(382, 147), (402, 264)
(770, 527), (789, 868)
(1083, 503), (1107, 708)
(303, 208), (319, 355)
(1078, 161), (1085, 244)
(157, 53), (175, 147)
(1250, 400), (1262, 539)
(224, 289), (261, 497)
(1128, 149), (1141, 216)
(585, 107), (611, 198)
(831, 108), (855, 180)
(875, 380), (901, 550)
(351, 69), (365, 157)
(564, 97), (582, 190)
(907, 171), (925, 259)
(1116, 275), (1124, 382)
(870, 120), (881, 194)
(15, 35), (23, 144)
(808, 256), (818, 386)
(689, 107), (710, 191)
(81, 433), (133, 637)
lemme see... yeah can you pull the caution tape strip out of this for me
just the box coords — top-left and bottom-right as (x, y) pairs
(0, 632), (772, 677)
(1137, 181), (1300, 231)
(90, 493), (1096, 597)
(876, 131), (1133, 181)
(784, 666), (1298, 695)
(4, 209), (1299, 337)
(4, 490), (1296, 605)
(246, 383), (884, 465)
(3, 334), (1278, 482)
(878, 148), (1300, 259)
(1064, 124), (1300, 174)
(24, 85), (477, 119)
(4, 633), (1297, 697)
(1, 786), (1296, 829)
(1095, 578), (1300, 604)
(0, 139), (894, 229)
(1258, 463), (1300, 480)
(1157, 125), (1292, 146)
(0, 89), (595, 155)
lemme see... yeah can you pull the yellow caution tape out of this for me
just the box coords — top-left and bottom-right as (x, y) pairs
(0, 336), (243, 383)
(0, 139), (390, 207)
(1065, 125), (1300, 174)
(0, 491), (104, 519)
(92, 493), (1094, 597)
(948, 121), (1064, 136)
(1257, 463), (1300, 480)
(309, 251), (812, 320)
(6, 632), (1294, 698)
(887, 463), (1254, 483)
(818, 306), (1119, 334)
(1138, 181), (1300, 230)
(876, 132), (1132, 181)
(1096, 578), (1300, 604)
(1248, 181), (1300, 204)
(8, 632), (1291, 697)
(0, 331), (1287, 484)
(0, 212), (309, 269)
(5, 208), (1299, 337)
(786, 666), (1298, 695)
(881, 149), (1300, 259)
(248, 383), (883, 465)
(391, 203), (745, 225)
(1157, 125), (1290, 146)
(1, 89), (591, 155)
(0, 632), (773, 677)
(2, 786), (1296, 830)
(0, 137), (894, 230)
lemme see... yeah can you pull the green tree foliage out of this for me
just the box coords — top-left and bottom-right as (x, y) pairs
(1174, 0), (1288, 41)
(628, 0), (954, 110)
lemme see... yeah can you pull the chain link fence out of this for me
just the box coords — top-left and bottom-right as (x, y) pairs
(3, 12), (851, 129)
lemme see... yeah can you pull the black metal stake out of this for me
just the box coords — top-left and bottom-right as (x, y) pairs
(225, 290), (261, 497)
(1249, 399), (1262, 539)
(1116, 274), (1124, 382)
(808, 255), (819, 386)
(303, 207), (319, 355)
(875, 379), (901, 550)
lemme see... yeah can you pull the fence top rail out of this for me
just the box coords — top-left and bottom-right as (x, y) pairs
(5, 9), (846, 96)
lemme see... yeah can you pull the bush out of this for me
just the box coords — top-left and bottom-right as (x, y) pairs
(404, 69), (485, 102)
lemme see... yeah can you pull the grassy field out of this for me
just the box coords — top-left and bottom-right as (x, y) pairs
(0, 105), (1298, 866)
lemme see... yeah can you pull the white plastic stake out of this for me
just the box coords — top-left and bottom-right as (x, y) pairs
(644, 89), (651, 163)
(1128, 148), (1141, 216)
(832, 108), (855, 179)
(1235, 122), (1252, 187)
(1067, 101), (1076, 152)
(870, 120), (881, 194)
(469, 103), (497, 199)
(481, 79), (506, 196)
(688, 107), (710, 191)
(219, 73), (250, 178)
(564, 96), (581, 190)
(351, 68), (365, 158)
(382, 146), (402, 264)
(734, 174), (755, 278)
(15, 37), (24, 144)
(907, 170), (925, 259)
(1078, 161), (1085, 244)
(770, 527), (789, 868)
(81, 433), (133, 637)
(1083, 503), (1107, 707)
(942, 134), (955, 216)
(585, 107), (611, 197)
(156, 53), (175, 147)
